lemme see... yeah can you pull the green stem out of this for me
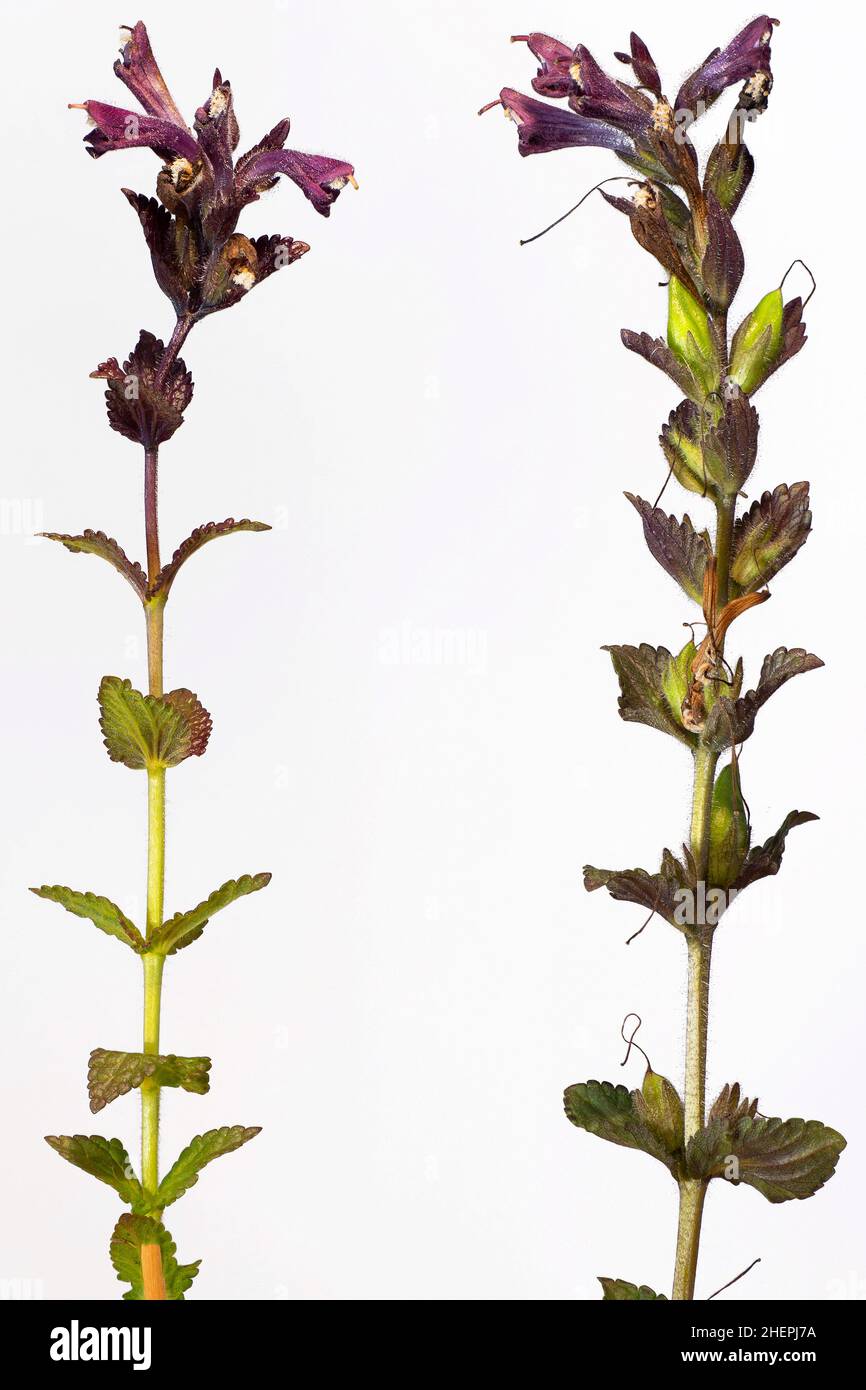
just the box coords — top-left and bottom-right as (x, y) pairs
(141, 768), (166, 1204)
(670, 487), (734, 1297)
(141, 951), (164, 1198)
(673, 1176), (707, 1301)
(672, 789), (716, 1298)
(714, 497), (735, 610)
(141, 444), (168, 1286)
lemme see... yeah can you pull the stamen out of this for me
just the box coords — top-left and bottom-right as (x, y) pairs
(651, 99), (674, 133)
(348, 174), (359, 189)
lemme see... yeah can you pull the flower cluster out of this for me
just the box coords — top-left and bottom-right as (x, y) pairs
(71, 21), (355, 330)
(481, 20), (781, 314)
(483, 19), (845, 1303)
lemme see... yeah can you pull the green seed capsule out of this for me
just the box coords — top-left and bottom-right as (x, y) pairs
(707, 762), (751, 889)
(728, 288), (784, 394)
(667, 277), (720, 399)
(663, 639), (697, 725)
(636, 1068), (684, 1153)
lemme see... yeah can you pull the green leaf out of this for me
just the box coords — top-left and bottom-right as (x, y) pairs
(150, 518), (271, 600)
(87, 1049), (211, 1113)
(702, 647), (823, 752)
(599, 1277), (668, 1301)
(731, 483), (811, 596)
(98, 675), (212, 770)
(155, 1125), (262, 1209)
(563, 1080), (677, 1172)
(39, 530), (146, 598)
(45, 1134), (143, 1207)
(110, 1213), (200, 1300)
(29, 884), (145, 951)
(687, 1111), (846, 1202)
(604, 643), (695, 747)
(148, 872), (272, 955)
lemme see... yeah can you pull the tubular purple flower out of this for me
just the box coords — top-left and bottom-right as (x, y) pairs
(72, 100), (201, 163)
(69, 20), (355, 224)
(479, 88), (635, 158)
(510, 33), (577, 99)
(675, 17), (778, 118)
(114, 21), (187, 127)
(572, 44), (654, 141)
(234, 148), (357, 216)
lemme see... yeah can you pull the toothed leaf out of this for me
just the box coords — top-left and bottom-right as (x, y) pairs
(708, 1082), (759, 1126)
(604, 644), (696, 747)
(625, 494), (710, 604)
(731, 483), (811, 595)
(39, 530), (146, 598)
(584, 846), (695, 931)
(98, 676), (212, 770)
(110, 1213), (200, 1300)
(563, 1080), (677, 1172)
(91, 330), (193, 448)
(620, 328), (701, 401)
(732, 809), (818, 892)
(149, 518), (271, 600)
(87, 1049), (211, 1113)
(155, 1125), (262, 1209)
(686, 1112), (846, 1201)
(702, 648), (823, 751)
(45, 1134), (143, 1207)
(599, 1277), (668, 1300)
(148, 872), (272, 955)
(29, 884), (144, 951)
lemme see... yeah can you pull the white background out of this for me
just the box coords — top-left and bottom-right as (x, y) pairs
(1, 0), (863, 1300)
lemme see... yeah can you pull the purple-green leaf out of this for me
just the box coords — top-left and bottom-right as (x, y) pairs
(625, 493), (710, 604)
(30, 884), (145, 951)
(38, 530), (146, 599)
(731, 482), (811, 594)
(149, 518), (271, 601)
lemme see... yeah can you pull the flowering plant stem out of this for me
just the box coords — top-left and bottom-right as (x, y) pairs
(486, 17), (847, 1302)
(38, 20), (353, 1299)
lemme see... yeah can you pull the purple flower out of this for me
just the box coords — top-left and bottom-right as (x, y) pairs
(478, 88), (635, 158)
(70, 21), (354, 323)
(70, 21), (355, 220)
(675, 17), (778, 119)
(509, 33), (577, 99)
(572, 43), (656, 143)
(113, 20), (186, 127)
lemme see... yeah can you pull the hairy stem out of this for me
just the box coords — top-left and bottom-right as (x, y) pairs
(138, 323), (194, 1298)
(144, 446), (160, 585)
(672, 489), (735, 1299)
(141, 431), (168, 1296)
(714, 496), (735, 610)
